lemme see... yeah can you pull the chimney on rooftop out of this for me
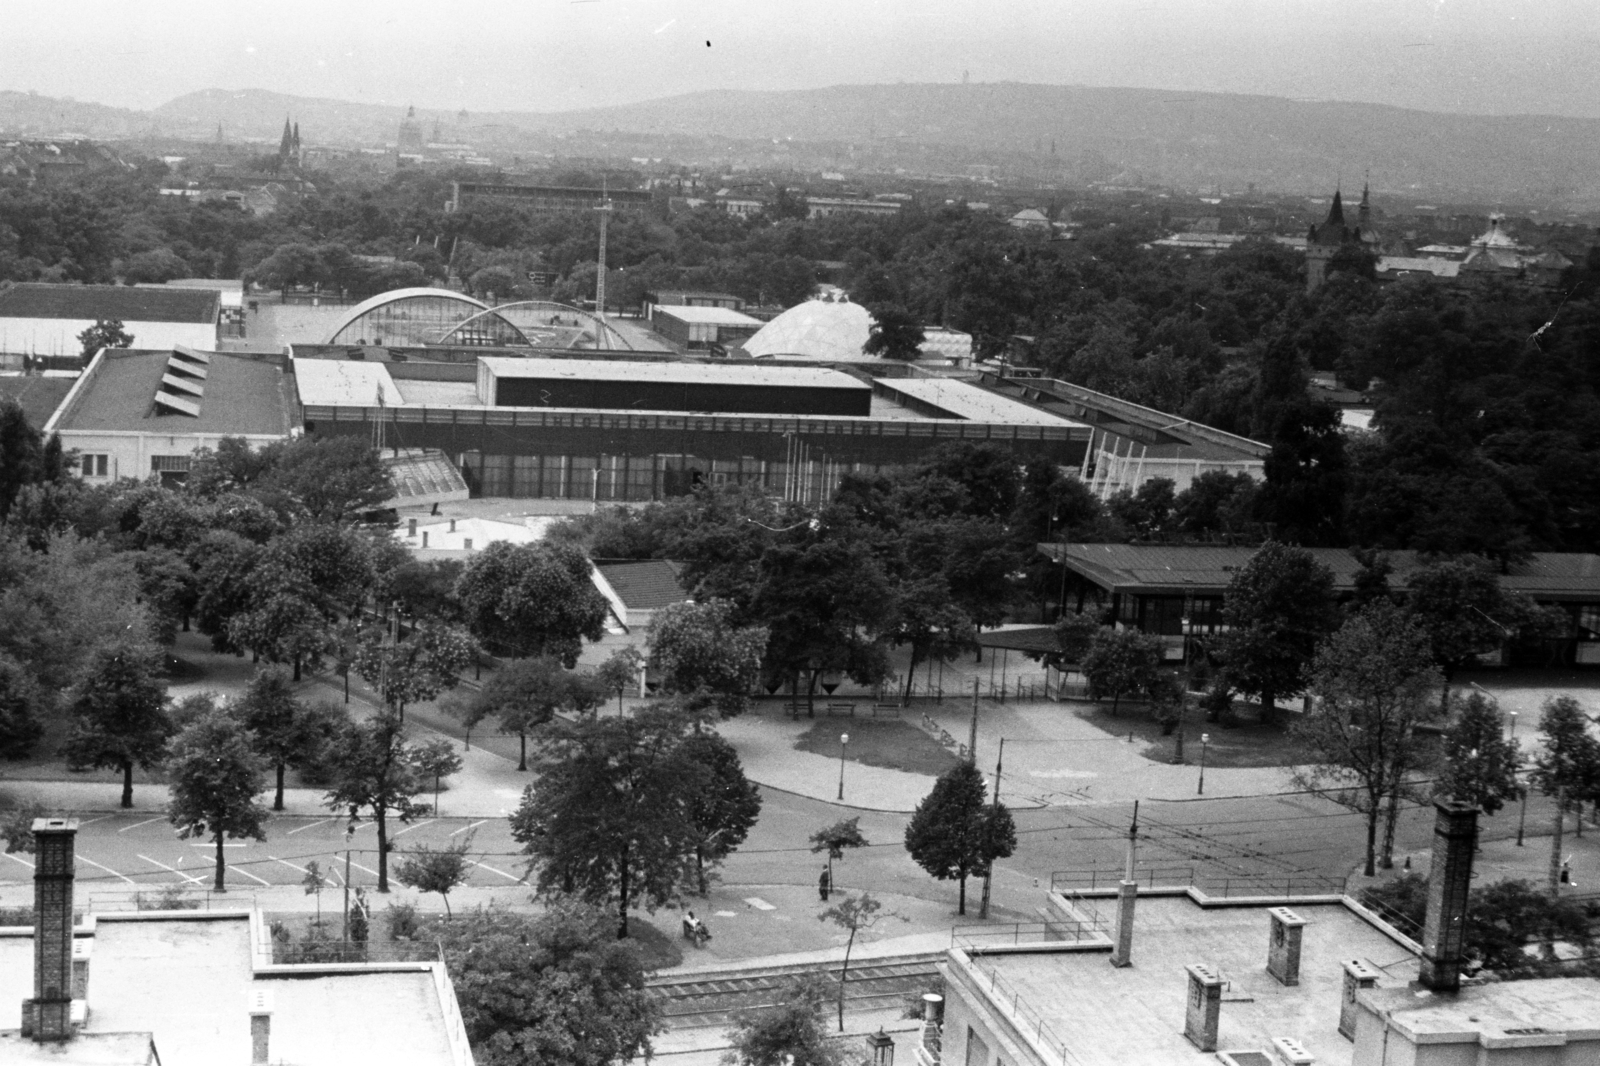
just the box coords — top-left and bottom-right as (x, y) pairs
(1265, 907), (1306, 986)
(22, 817), (78, 1042)
(1417, 800), (1478, 992)
(1182, 964), (1223, 1052)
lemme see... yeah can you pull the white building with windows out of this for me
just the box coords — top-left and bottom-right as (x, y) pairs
(44, 347), (294, 484)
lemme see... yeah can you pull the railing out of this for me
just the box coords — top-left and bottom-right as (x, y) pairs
(88, 887), (248, 913)
(1050, 866), (1345, 898)
(951, 916), (1103, 950)
(269, 938), (442, 966)
(961, 956), (1088, 1066)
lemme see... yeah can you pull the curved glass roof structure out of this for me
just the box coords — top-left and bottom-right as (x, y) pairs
(439, 301), (636, 351)
(325, 288), (490, 348)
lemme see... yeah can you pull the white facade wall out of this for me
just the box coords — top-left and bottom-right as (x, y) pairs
(0, 317), (217, 357)
(61, 429), (284, 484)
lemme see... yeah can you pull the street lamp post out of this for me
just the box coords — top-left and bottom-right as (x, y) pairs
(1508, 709), (1518, 739)
(1198, 733), (1210, 795)
(837, 733), (849, 801)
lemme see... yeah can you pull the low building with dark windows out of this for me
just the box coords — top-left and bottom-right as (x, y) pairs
(1044, 543), (1600, 665)
(293, 352), (1090, 503)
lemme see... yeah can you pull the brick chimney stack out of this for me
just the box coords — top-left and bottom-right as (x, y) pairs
(1417, 800), (1478, 993)
(22, 817), (78, 1042)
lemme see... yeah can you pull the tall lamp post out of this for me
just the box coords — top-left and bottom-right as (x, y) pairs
(1198, 733), (1210, 795)
(837, 733), (849, 801)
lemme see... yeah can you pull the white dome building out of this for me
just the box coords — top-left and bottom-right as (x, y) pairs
(743, 296), (875, 360)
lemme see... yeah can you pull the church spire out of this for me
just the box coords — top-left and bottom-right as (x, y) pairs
(277, 117), (293, 161)
(1325, 188), (1345, 227)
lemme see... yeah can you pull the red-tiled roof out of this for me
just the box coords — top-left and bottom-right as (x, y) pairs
(594, 560), (687, 610)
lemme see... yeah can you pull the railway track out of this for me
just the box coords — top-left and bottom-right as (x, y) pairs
(648, 953), (945, 1030)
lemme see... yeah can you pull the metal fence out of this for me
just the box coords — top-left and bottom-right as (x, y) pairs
(269, 938), (441, 966)
(1050, 865), (1345, 898)
(951, 916), (1103, 950)
(962, 957), (1088, 1066)
(87, 887), (247, 913)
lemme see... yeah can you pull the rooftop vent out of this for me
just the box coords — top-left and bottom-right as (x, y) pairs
(153, 346), (211, 417)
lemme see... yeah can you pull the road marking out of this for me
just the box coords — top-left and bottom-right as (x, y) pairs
(271, 857), (310, 875)
(119, 817), (165, 833)
(743, 897), (776, 911)
(79, 856), (135, 884)
(188, 841), (247, 848)
(76, 815), (112, 826)
(393, 820), (434, 837)
(5, 852), (35, 869)
(287, 819), (337, 836)
(348, 859), (381, 879)
(469, 859), (522, 882)
(450, 820), (487, 837)
(139, 855), (204, 884)
(228, 864), (272, 887)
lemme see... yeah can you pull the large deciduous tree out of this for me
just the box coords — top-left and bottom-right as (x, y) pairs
(62, 642), (172, 809)
(1529, 696), (1600, 896)
(510, 705), (707, 937)
(354, 619), (476, 716)
(1294, 602), (1442, 877)
(648, 599), (769, 718)
(1218, 541), (1339, 725)
(1081, 626), (1163, 716)
(430, 902), (661, 1066)
(234, 666), (344, 810)
(861, 305), (926, 361)
(455, 541), (609, 664)
(1405, 558), (1562, 705)
(165, 711), (270, 891)
(449, 654), (573, 771)
(677, 731), (762, 895)
(903, 761), (1016, 916)
(1436, 691), (1522, 816)
(322, 710), (427, 891)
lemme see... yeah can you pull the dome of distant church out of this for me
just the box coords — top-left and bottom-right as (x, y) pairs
(743, 296), (875, 360)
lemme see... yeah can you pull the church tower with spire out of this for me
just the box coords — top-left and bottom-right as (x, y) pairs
(1305, 188), (1359, 293)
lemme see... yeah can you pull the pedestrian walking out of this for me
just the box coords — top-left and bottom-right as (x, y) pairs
(819, 866), (832, 901)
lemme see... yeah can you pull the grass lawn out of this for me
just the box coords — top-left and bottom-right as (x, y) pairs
(794, 718), (958, 776)
(1067, 700), (1305, 768)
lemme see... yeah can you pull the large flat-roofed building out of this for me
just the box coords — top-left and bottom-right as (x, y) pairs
(1, 819), (472, 1066)
(806, 197), (902, 219)
(475, 357), (871, 416)
(1046, 543), (1600, 665)
(293, 352), (1090, 503)
(938, 803), (1598, 1066)
(979, 370), (1269, 495)
(648, 305), (764, 351)
(44, 347), (295, 485)
(944, 896), (1411, 1066)
(0, 283), (221, 357)
(447, 181), (653, 215)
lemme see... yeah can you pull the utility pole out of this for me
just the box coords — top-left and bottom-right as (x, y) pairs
(968, 678), (979, 764)
(979, 738), (1004, 919)
(341, 843), (353, 943)
(594, 187), (613, 349)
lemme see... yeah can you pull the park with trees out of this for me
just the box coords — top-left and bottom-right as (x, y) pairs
(5, 150), (1600, 1056)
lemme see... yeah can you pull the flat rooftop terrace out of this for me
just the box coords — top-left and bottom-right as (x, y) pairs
(957, 898), (1415, 1066)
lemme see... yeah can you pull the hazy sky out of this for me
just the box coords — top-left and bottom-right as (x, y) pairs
(3, 0), (1597, 117)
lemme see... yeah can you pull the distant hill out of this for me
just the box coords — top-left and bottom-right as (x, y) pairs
(0, 90), (155, 139)
(7, 82), (1600, 205)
